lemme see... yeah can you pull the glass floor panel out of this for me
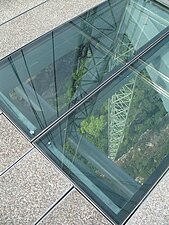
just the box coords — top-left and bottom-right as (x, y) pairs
(0, 0), (169, 138)
(36, 32), (169, 224)
(0, 0), (169, 224)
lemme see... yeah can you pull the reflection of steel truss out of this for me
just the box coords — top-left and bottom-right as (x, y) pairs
(66, 2), (137, 160)
(65, 5), (120, 137)
(108, 78), (136, 160)
(107, 38), (135, 160)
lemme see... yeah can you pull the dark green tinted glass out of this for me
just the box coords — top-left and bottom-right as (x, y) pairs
(37, 33), (169, 224)
(1, 0), (169, 138)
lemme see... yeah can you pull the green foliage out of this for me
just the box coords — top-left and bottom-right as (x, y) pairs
(80, 114), (108, 154)
(63, 141), (75, 156)
(116, 73), (168, 182)
(57, 83), (74, 110)
(119, 135), (169, 183)
(72, 60), (87, 86)
(80, 115), (105, 138)
(117, 74), (167, 160)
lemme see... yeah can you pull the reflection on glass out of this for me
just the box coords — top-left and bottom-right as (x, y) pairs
(0, 0), (169, 137)
(37, 50), (169, 223)
(0, 0), (168, 223)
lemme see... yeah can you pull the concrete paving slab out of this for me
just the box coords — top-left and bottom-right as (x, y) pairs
(156, 0), (169, 7)
(126, 171), (169, 225)
(38, 189), (111, 225)
(0, 0), (47, 25)
(0, 149), (72, 225)
(0, 114), (32, 173)
(0, 0), (105, 59)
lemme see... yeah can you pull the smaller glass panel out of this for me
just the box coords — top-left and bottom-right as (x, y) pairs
(37, 33), (169, 223)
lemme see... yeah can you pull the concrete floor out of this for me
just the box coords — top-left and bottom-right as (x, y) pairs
(0, 0), (105, 59)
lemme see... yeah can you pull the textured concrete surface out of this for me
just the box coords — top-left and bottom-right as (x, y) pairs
(0, 149), (72, 225)
(0, 0), (47, 25)
(0, 0), (105, 59)
(0, 114), (32, 173)
(156, 0), (169, 7)
(126, 171), (169, 225)
(38, 189), (111, 225)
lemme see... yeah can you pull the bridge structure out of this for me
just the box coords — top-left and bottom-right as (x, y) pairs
(64, 0), (169, 161)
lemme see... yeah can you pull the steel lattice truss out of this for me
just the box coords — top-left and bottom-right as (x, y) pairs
(108, 78), (136, 160)
(64, 3), (137, 161)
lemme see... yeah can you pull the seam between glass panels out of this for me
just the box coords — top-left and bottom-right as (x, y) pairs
(31, 26), (169, 143)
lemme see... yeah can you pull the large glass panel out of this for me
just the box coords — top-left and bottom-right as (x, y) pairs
(0, 0), (169, 138)
(36, 34), (169, 224)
